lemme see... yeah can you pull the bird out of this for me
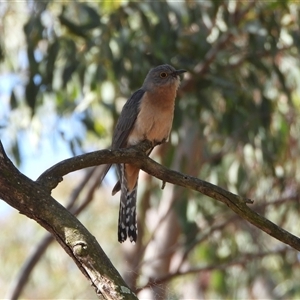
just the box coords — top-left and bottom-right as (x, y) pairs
(104, 64), (186, 243)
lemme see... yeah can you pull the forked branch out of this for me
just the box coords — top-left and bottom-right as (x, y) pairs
(0, 139), (299, 299)
(35, 140), (300, 252)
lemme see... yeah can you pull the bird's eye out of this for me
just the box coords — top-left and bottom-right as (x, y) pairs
(160, 72), (168, 78)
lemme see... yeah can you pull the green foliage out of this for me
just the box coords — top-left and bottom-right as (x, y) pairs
(1, 1), (300, 299)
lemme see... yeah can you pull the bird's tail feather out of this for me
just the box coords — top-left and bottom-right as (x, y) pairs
(118, 187), (138, 243)
(118, 164), (138, 243)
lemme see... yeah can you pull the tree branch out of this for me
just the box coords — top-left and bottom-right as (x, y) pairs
(6, 166), (102, 300)
(0, 141), (138, 300)
(6, 233), (54, 300)
(1, 138), (300, 298)
(137, 246), (292, 293)
(35, 141), (300, 251)
(35, 140), (300, 252)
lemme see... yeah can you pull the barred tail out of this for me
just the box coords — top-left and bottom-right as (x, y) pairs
(118, 164), (138, 243)
(118, 186), (138, 243)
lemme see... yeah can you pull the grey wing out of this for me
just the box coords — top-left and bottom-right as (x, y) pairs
(111, 89), (145, 189)
(99, 89), (145, 186)
(112, 89), (145, 150)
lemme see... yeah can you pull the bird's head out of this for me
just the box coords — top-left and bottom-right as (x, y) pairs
(142, 64), (186, 91)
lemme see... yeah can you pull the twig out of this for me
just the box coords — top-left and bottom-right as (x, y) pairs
(136, 246), (291, 293)
(6, 234), (53, 300)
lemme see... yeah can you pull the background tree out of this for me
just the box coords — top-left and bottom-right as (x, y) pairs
(0, 1), (300, 299)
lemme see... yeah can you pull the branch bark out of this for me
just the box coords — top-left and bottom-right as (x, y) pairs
(0, 138), (300, 298)
(0, 141), (137, 300)
(35, 140), (300, 252)
(6, 166), (103, 299)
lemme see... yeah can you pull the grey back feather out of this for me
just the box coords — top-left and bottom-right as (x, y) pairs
(112, 88), (145, 150)
(98, 89), (145, 186)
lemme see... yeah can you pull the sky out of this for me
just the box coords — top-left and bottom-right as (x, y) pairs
(0, 71), (74, 215)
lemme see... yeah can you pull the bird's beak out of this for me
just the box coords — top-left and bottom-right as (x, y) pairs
(174, 69), (186, 76)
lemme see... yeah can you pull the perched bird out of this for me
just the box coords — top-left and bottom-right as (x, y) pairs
(106, 64), (186, 243)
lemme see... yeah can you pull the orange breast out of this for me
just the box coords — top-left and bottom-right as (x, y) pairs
(127, 88), (176, 146)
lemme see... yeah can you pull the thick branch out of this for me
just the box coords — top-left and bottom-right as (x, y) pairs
(7, 167), (101, 300)
(0, 141), (137, 300)
(37, 140), (300, 252)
